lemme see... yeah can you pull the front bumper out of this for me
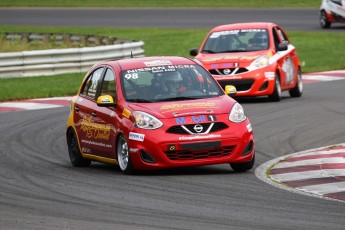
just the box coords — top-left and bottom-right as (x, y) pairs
(127, 117), (254, 170)
(213, 65), (276, 97)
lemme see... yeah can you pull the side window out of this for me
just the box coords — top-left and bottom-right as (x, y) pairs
(100, 68), (117, 100)
(272, 28), (281, 49)
(276, 27), (289, 43)
(80, 67), (104, 99)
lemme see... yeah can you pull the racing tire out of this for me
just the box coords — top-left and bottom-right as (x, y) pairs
(268, 73), (282, 102)
(289, 67), (303, 98)
(230, 154), (255, 172)
(117, 134), (135, 174)
(67, 129), (91, 167)
(320, 10), (331, 29)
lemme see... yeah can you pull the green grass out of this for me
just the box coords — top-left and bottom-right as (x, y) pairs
(0, 73), (83, 102)
(1, 25), (345, 102)
(0, 0), (319, 8)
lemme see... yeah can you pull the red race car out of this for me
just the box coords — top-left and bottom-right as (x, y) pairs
(66, 56), (255, 174)
(190, 22), (303, 101)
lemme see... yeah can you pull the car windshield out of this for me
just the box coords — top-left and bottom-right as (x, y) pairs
(120, 64), (224, 102)
(202, 29), (269, 53)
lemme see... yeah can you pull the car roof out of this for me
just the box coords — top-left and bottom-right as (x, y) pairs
(210, 22), (276, 31)
(102, 56), (196, 70)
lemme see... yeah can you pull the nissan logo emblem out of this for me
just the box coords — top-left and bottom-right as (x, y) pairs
(194, 124), (203, 133)
(223, 69), (231, 75)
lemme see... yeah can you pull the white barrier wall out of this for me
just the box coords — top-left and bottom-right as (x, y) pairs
(0, 41), (145, 78)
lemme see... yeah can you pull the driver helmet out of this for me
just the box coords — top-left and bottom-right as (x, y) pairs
(253, 32), (268, 46)
(160, 71), (183, 92)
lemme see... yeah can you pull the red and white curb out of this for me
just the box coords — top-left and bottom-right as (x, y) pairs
(0, 97), (72, 113)
(255, 144), (345, 203)
(302, 70), (345, 83)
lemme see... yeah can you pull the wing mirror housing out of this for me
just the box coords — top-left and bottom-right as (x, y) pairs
(97, 95), (116, 107)
(189, 48), (199, 56)
(225, 85), (237, 97)
(277, 42), (288, 51)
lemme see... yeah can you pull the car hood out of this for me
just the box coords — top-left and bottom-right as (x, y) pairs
(127, 96), (234, 119)
(195, 51), (267, 67)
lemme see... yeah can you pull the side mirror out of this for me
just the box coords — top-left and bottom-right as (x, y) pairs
(277, 42), (288, 51)
(224, 85), (237, 97)
(189, 48), (199, 56)
(97, 95), (116, 107)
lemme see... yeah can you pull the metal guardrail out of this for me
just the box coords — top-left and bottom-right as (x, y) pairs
(0, 35), (145, 78)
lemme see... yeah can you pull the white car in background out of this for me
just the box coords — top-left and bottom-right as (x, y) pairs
(320, 0), (345, 28)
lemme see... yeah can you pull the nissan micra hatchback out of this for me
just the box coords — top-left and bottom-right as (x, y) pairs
(66, 56), (255, 174)
(190, 22), (303, 102)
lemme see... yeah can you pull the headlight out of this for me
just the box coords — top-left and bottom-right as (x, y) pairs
(132, 111), (163, 129)
(229, 103), (247, 123)
(250, 55), (269, 68)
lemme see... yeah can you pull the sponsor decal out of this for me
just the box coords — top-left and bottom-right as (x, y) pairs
(81, 117), (111, 140)
(203, 55), (259, 63)
(168, 144), (176, 151)
(125, 65), (195, 74)
(81, 147), (92, 153)
(129, 132), (145, 142)
(160, 102), (217, 113)
(144, 60), (172, 66)
(247, 123), (252, 132)
(264, 72), (275, 79)
(81, 139), (112, 148)
(101, 97), (111, 103)
(282, 56), (294, 84)
(129, 148), (139, 153)
(175, 115), (216, 125)
(179, 134), (221, 141)
(122, 108), (131, 118)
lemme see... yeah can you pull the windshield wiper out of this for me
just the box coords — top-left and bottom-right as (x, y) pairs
(157, 96), (201, 102)
(201, 49), (216, 54)
(127, 99), (152, 103)
(218, 49), (248, 53)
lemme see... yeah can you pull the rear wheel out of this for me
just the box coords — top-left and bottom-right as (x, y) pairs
(117, 135), (134, 174)
(289, 67), (303, 97)
(230, 154), (255, 172)
(268, 73), (281, 102)
(67, 129), (91, 167)
(320, 10), (331, 28)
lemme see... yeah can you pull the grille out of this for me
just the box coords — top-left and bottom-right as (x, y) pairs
(166, 122), (228, 134)
(209, 68), (248, 75)
(218, 79), (254, 91)
(165, 145), (236, 161)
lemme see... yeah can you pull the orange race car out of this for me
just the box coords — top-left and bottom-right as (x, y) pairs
(190, 22), (303, 101)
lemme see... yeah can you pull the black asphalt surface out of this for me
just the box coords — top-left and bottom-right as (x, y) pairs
(0, 7), (345, 31)
(1, 81), (344, 229)
(0, 7), (345, 230)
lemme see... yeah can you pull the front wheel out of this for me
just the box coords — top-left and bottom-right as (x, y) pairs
(67, 129), (91, 167)
(230, 154), (255, 172)
(117, 135), (135, 174)
(268, 73), (281, 102)
(320, 10), (331, 29)
(289, 68), (303, 97)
